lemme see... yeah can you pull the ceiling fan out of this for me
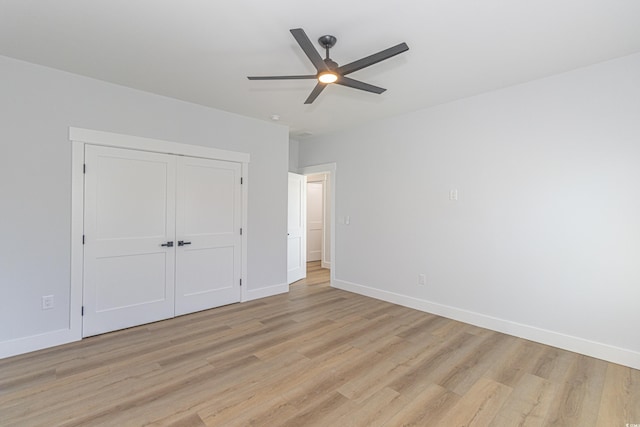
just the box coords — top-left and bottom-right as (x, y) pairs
(248, 28), (409, 104)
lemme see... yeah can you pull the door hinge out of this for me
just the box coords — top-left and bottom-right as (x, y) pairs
(83, 164), (86, 174)
(240, 278), (242, 287)
(82, 235), (85, 244)
(81, 306), (84, 316)
(240, 228), (243, 235)
(240, 177), (243, 185)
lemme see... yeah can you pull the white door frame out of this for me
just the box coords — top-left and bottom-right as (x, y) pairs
(298, 163), (336, 284)
(70, 127), (250, 342)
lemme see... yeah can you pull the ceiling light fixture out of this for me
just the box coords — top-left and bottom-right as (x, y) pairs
(318, 72), (338, 84)
(247, 28), (409, 104)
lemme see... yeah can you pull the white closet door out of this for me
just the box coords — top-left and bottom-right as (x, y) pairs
(175, 156), (242, 316)
(83, 146), (176, 337)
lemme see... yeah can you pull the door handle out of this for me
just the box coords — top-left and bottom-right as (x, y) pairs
(178, 241), (192, 246)
(160, 241), (174, 247)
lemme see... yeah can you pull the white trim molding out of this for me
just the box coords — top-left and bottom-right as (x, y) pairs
(240, 164), (249, 303)
(332, 279), (640, 370)
(245, 283), (289, 302)
(0, 329), (79, 359)
(69, 127), (250, 163)
(71, 126), (251, 331)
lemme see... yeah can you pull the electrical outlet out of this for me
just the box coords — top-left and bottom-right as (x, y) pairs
(42, 295), (54, 310)
(449, 189), (458, 201)
(417, 274), (426, 286)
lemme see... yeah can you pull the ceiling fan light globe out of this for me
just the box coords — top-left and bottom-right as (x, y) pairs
(318, 72), (338, 84)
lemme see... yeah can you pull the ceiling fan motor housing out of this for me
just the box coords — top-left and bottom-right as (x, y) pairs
(324, 58), (338, 69)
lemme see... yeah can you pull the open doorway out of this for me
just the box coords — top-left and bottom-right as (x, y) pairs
(300, 164), (335, 284)
(306, 174), (329, 268)
(287, 164), (335, 286)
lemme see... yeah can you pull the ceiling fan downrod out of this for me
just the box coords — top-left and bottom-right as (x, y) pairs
(318, 35), (337, 59)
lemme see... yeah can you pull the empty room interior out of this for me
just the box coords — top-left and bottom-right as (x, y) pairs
(1, 1), (639, 426)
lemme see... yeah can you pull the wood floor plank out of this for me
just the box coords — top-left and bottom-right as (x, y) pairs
(337, 354), (405, 403)
(200, 345), (360, 425)
(596, 362), (640, 427)
(490, 373), (556, 426)
(387, 330), (481, 396)
(542, 354), (608, 427)
(437, 331), (514, 396)
(147, 350), (311, 426)
(334, 387), (403, 427)
(0, 261), (636, 426)
(383, 383), (460, 426)
(279, 391), (351, 427)
(163, 413), (207, 427)
(439, 376), (513, 426)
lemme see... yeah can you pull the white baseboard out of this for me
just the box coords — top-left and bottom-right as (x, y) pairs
(2, 283), (289, 360)
(0, 328), (80, 360)
(332, 279), (640, 370)
(321, 260), (331, 269)
(245, 282), (289, 302)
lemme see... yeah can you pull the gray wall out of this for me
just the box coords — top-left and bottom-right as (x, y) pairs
(289, 138), (300, 172)
(0, 55), (288, 343)
(299, 53), (640, 365)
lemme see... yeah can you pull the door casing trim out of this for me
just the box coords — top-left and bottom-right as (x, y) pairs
(71, 127), (250, 342)
(298, 163), (336, 285)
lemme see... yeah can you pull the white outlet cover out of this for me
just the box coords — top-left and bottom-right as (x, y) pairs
(418, 274), (426, 286)
(42, 295), (54, 309)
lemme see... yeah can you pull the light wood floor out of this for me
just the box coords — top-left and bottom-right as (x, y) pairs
(1, 262), (638, 426)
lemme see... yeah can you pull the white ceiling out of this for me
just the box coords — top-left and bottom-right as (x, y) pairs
(2, 1), (640, 138)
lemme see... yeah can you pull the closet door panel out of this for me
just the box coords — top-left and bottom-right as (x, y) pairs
(83, 146), (176, 337)
(175, 156), (242, 315)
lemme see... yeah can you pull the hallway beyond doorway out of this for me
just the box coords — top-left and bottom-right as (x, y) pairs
(291, 261), (329, 286)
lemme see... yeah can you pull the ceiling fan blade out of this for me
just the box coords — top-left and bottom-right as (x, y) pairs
(290, 28), (329, 72)
(304, 83), (326, 104)
(248, 75), (316, 80)
(336, 76), (386, 94)
(336, 42), (409, 76)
